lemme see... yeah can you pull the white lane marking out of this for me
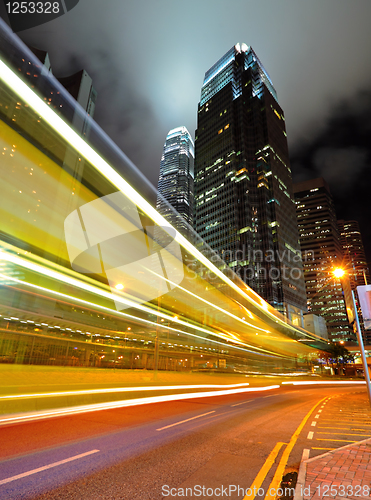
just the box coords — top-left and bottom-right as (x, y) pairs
(0, 450), (99, 486)
(318, 410), (322, 413)
(231, 399), (256, 407)
(263, 395), (274, 398)
(307, 432), (314, 439)
(156, 411), (215, 431)
(320, 406), (324, 408)
(315, 414), (320, 419)
(311, 421), (317, 427)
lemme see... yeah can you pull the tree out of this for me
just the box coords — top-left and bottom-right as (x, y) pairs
(324, 344), (354, 375)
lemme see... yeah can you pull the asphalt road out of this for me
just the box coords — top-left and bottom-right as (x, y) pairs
(0, 384), (369, 499)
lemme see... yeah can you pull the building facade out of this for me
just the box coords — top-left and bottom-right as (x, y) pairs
(303, 313), (328, 340)
(337, 220), (370, 290)
(338, 219), (371, 343)
(294, 178), (352, 341)
(156, 126), (194, 236)
(194, 44), (306, 319)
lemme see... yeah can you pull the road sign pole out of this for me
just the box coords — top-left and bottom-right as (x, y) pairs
(351, 291), (371, 407)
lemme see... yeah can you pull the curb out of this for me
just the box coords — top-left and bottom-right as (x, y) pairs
(293, 448), (310, 500)
(293, 438), (371, 500)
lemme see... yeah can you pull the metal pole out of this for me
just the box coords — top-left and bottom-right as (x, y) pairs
(154, 330), (159, 378)
(154, 297), (161, 379)
(351, 291), (371, 407)
(363, 269), (368, 286)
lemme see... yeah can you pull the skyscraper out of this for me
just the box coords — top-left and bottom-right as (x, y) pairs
(338, 219), (370, 343)
(337, 220), (370, 290)
(156, 126), (194, 236)
(294, 178), (352, 342)
(194, 44), (306, 320)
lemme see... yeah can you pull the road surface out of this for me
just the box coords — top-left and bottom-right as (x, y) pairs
(0, 384), (370, 499)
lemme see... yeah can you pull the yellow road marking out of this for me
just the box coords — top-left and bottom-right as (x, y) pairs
(322, 414), (371, 418)
(315, 438), (356, 442)
(318, 426), (371, 430)
(263, 396), (328, 500)
(243, 442), (286, 500)
(325, 412), (371, 415)
(317, 432), (371, 437)
(319, 419), (371, 424)
(312, 446), (337, 450)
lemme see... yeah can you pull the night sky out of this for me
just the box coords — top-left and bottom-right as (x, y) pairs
(1, 0), (371, 262)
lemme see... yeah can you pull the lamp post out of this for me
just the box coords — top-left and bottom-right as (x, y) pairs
(333, 268), (371, 407)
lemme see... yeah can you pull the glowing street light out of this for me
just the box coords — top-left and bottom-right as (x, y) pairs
(332, 268), (345, 279)
(333, 268), (371, 407)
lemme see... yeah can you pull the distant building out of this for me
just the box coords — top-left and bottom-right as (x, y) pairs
(4, 43), (97, 138)
(303, 313), (328, 340)
(57, 70), (97, 139)
(193, 43), (306, 321)
(29, 46), (52, 73)
(0, 40), (97, 260)
(337, 220), (370, 289)
(338, 219), (371, 343)
(294, 178), (353, 341)
(156, 126), (194, 236)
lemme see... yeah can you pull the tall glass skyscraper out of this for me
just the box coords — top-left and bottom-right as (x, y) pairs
(156, 126), (194, 236)
(194, 44), (306, 320)
(294, 178), (352, 342)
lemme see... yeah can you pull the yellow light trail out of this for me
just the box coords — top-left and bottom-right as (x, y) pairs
(146, 267), (269, 334)
(0, 271), (285, 358)
(0, 56), (325, 344)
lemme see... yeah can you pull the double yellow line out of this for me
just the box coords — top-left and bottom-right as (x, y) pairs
(244, 397), (328, 500)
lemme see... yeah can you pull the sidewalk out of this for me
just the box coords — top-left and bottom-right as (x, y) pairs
(294, 438), (371, 499)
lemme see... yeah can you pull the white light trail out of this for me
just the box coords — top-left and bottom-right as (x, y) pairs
(281, 381), (366, 386)
(0, 383), (251, 400)
(0, 385), (280, 426)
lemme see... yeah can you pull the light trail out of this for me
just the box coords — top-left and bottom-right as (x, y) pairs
(0, 56), (327, 346)
(0, 385), (280, 426)
(282, 381), (366, 386)
(143, 267), (268, 336)
(0, 271), (285, 358)
(1, 250), (256, 346)
(0, 382), (251, 400)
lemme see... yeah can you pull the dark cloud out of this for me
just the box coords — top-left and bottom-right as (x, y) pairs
(291, 89), (371, 264)
(13, 0), (371, 190)
(4, 1), (371, 261)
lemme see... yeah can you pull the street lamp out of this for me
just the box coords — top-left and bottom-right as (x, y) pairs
(332, 268), (345, 279)
(333, 267), (371, 407)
